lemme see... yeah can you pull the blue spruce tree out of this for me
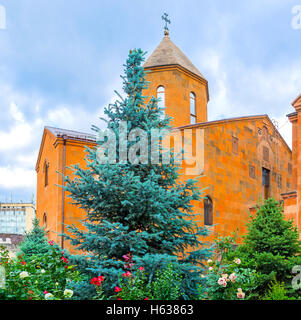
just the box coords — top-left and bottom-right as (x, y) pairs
(64, 49), (212, 299)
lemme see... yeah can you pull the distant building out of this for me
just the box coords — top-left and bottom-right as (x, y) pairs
(0, 203), (36, 235)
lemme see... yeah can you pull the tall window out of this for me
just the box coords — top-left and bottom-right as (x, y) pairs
(190, 92), (196, 124)
(44, 161), (49, 187)
(204, 196), (213, 226)
(43, 212), (47, 228)
(157, 86), (165, 119)
(232, 136), (239, 155)
(262, 167), (270, 199)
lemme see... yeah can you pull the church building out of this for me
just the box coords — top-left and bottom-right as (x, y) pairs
(35, 28), (294, 250)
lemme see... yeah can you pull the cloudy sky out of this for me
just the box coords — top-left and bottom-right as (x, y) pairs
(0, 0), (300, 203)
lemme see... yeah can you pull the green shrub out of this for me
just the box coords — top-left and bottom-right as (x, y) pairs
(0, 242), (82, 300)
(261, 280), (295, 300)
(151, 263), (182, 300)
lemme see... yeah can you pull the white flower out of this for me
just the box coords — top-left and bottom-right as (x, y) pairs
(19, 271), (29, 279)
(207, 259), (213, 264)
(217, 277), (227, 287)
(45, 293), (54, 300)
(229, 273), (237, 283)
(234, 258), (241, 265)
(208, 267), (213, 271)
(40, 269), (46, 274)
(64, 289), (74, 298)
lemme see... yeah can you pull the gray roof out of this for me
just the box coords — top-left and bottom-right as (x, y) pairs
(143, 35), (206, 80)
(46, 126), (96, 142)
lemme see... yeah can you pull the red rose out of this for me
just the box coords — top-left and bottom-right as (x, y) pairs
(115, 286), (122, 293)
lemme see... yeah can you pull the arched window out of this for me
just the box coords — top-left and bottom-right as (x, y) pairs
(190, 92), (196, 124)
(157, 86), (165, 119)
(204, 196), (213, 226)
(43, 212), (47, 228)
(44, 161), (49, 187)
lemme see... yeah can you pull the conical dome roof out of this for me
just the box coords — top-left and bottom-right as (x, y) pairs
(143, 34), (206, 80)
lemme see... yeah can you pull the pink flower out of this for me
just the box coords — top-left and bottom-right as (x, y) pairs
(115, 286), (122, 293)
(90, 276), (104, 286)
(237, 291), (245, 299)
(61, 257), (69, 263)
(217, 277), (227, 287)
(48, 240), (54, 246)
(117, 298), (122, 300)
(229, 273), (237, 283)
(138, 266), (144, 271)
(234, 258), (241, 265)
(43, 291), (48, 294)
(126, 271), (132, 277)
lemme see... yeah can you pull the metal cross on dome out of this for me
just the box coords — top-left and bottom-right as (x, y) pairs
(162, 13), (171, 35)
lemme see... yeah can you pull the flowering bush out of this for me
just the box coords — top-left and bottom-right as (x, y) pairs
(92, 253), (183, 300)
(205, 257), (259, 300)
(0, 242), (82, 300)
(90, 275), (106, 300)
(113, 253), (151, 300)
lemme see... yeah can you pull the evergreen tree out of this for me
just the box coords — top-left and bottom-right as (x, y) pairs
(64, 49), (212, 299)
(234, 198), (301, 294)
(18, 218), (52, 260)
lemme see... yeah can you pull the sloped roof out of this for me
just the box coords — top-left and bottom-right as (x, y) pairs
(174, 114), (292, 153)
(45, 126), (96, 142)
(292, 94), (301, 107)
(143, 35), (206, 80)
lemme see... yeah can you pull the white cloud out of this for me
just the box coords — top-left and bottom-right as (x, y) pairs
(10, 102), (25, 123)
(0, 122), (32, 151)
(0, 166), (36, 189)
(194, 46), (301, 148)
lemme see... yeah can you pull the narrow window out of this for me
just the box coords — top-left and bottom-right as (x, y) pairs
(44, 162), (49, 187)
(204, 196), (213, 226)
(43, 212), (47, 228)
(157, 86), (165, 119)
(190, 92), (196, 124)
(262, 167), (270, 199)
(232, 137), (239, 155)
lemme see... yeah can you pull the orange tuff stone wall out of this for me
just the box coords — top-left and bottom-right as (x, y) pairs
(144, 65), (209, 127)
(177, 116), (293, 243)
(36, 129), (96, 252)
(282, 192), (299, 229)
(36, 130), (62, 245)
